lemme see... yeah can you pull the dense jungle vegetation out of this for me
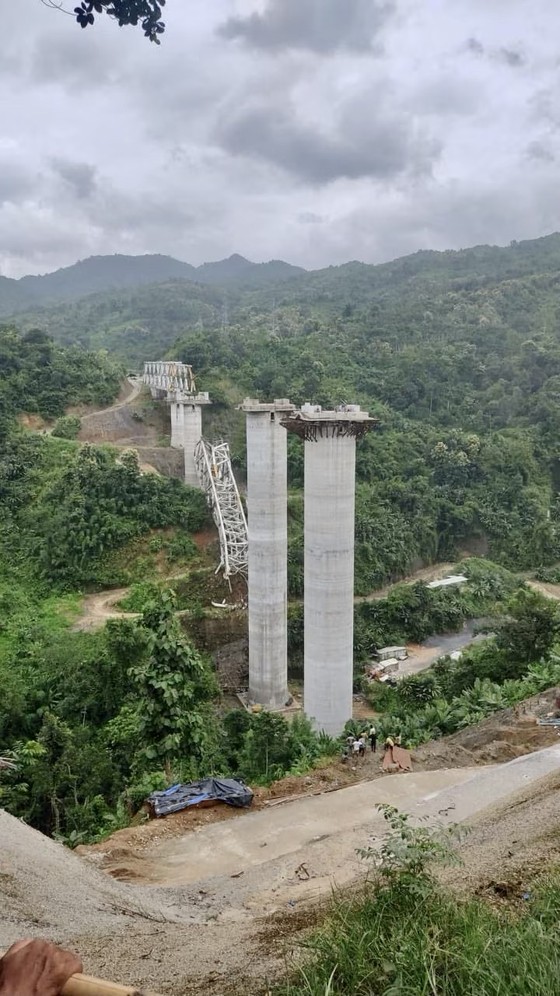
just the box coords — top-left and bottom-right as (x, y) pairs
(4, 235), (560, 842)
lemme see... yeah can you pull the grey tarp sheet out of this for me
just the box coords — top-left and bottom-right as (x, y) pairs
(147, 777), (254, 817)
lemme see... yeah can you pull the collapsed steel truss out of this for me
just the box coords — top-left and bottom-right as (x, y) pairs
(143, 360), (247, 581)
(194, 439), (248, 582)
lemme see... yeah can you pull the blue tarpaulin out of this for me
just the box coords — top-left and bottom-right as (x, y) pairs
(147, 777), (254, 817)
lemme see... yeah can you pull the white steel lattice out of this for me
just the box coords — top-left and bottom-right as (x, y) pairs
(194, 439), (248, 581)
(143, 360), (196, 395)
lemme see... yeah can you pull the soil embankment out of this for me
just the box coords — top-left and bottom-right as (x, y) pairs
(77, 378), (184, 478)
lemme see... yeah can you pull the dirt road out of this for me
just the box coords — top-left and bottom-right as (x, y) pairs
(82, 377), (144, 419)
(355, 562), (457, 603)
(71, 570), (198, 632)
(97, 745), (560, 901)
(108, 768), (477, 887)
(72, 589), (139, 632)
(528, 579), (560, 601)
(399, 621), (485, 676)
(75, 746), (560, 995)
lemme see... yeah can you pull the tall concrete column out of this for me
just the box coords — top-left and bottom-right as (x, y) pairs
(242, 399), (293, 708)
(182, 403), (203, 488)
(170, 400), (185, 448)
(282, 405), (376, 735)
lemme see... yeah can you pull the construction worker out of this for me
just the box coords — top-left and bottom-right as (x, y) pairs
(0, 940), (81, 996)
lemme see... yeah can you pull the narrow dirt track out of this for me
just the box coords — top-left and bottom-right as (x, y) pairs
(72, 589), (139, 632)
(73, 561), (458, 634)
(354, 562), (457, 603)
(82, 377), (144, 419)
(528, 579), (560, 600)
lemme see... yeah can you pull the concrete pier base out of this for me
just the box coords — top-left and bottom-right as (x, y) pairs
(242, 399), (293, 708)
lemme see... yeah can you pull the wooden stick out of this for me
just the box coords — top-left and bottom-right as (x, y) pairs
(62, 973), (161, 996)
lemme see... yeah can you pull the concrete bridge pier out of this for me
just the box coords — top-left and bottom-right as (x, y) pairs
(182, 396), (211, 488)
(242, 398), (294, 708)
(282, 405), (376, 735)
(170, 398), (185, 448)
(142, 363), (211, 489)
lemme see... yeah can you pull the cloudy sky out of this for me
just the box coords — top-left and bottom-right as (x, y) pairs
(2, 0), (560, 276)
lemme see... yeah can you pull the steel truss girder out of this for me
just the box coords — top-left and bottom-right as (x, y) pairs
(194, 438), (248, 581)
(143, 360), (196, 395)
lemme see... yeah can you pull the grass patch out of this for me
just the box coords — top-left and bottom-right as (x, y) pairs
(279, 807), (560, 996)
(282, 877), (560, 996)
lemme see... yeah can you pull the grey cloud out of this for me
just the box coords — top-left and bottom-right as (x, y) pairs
(465, 37), (484, 55)
(529, 88), (560, 129)
(0, 177), (198, 278)
(30, 31), (126, 89)
(526, 140), (555, 163)
(313, 176), (560, 270)
(218, 0), (395, 54)
(299, 212), (325, 224)
(500, 47), (525, 67)
(216, 97), (440, 185)
(1, 0), (558, 279)
(96, 192), (195, 235)
(51, 159), (98, 198)
(0, 163), (35, 206)
(410, 76), (481, 117)
(465, 36), (525, 68)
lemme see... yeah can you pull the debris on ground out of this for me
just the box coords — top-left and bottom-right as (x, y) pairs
(147, 778), (253, 817)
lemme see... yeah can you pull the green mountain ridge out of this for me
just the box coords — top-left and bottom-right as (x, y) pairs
(6, 231), (560, 326)
(9, 231), (560, 367)
(0, 252), (306, 317)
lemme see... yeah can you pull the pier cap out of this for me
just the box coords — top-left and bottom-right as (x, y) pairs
(171, 390), (212, 404)
(240, 397), (295, 413)
(281, 403), (379, 441)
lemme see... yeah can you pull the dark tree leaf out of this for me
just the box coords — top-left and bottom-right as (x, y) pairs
(72, 1), (166, 42)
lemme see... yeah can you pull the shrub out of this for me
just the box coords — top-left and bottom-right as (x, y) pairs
(51, 415), (81, 439)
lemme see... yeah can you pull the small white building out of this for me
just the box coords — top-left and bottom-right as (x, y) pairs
(426, 574), (468, 590)
(375, 646), (408, 662)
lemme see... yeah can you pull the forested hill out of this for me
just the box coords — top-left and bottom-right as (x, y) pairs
(0, 253), (306, 317)
(0, 326), (122, 441)
(7, 232), (560, 365)
(264, 231), (560, 306)
(7, 231), (560, 585)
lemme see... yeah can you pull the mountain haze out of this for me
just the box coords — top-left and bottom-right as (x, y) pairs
(0, 253), (306, 316)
